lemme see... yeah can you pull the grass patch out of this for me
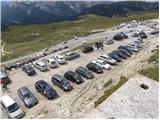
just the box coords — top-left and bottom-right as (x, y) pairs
(2, 11), (158, 61)
(139, 66), (159, 81)
(103, 79), (113, 88)
(94, 76), (128, 107)
(148, 50), (159, 63)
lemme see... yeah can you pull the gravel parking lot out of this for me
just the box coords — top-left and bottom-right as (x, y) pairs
(1, 19), (159, 119)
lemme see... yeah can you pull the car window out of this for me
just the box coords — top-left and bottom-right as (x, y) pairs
(1, 102), (7, 110)
(7, 103), (20, 113)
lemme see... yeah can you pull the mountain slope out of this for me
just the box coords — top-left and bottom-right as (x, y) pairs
(81, 1), (159, 17)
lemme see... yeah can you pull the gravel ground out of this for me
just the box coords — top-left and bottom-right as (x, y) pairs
(85, 74), (159, 119)
(1, 19), (159, 119)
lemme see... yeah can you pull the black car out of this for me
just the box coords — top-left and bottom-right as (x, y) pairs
(112, 51), (127, 59)
(35, 80), (57, 99)
(86, 62), (103, 74)
(108, 53), (122, 62)
(82, 46), (94, 53)
(51, 74), (73, 91)
(64, 52), (80, 60)
(113, 33), (123, 40)
(18, 86), (38, 108)
(21, 64), (36, 76)
(118, 46), (133, 54)
(139, 31), (147, 39)
(64, 71), (83, 84)
(118, 49), (131, 57)
(75, 67), (94, 79)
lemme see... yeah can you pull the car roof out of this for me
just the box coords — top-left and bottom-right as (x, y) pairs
(0, 95), (15, 107)
(96, 59), (104, 63)
(53, 74), (64, 81)
(18, 87), (30, 96)
(47, 58), (55, 62)
(36, 80), (48, 87)
(37, 61), (46, 65)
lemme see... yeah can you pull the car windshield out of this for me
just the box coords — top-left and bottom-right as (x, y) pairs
(7, 103), (20, 113)
(61, 79), (69, 85)
(24, 93), (31, 98)
(26, 66), (33, 70)
(102, 61), (107, 65)
(51, 61), (55, 64)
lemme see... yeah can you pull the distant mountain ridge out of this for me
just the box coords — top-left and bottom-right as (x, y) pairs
(1, 1), (159, 31)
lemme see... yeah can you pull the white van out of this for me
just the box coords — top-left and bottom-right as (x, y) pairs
(0, 95), (24, 118)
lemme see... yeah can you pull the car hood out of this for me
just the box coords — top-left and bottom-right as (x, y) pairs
(103, 64), (111, 68)
(24, 97), (37, 106)
(9, 108), (23, 118)
(45, 89), (56, 97)
(62, 83), (72, 89)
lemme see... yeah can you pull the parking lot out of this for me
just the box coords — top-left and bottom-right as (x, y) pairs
(1, 19), (159, 119)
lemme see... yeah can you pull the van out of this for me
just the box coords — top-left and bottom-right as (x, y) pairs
(0, 95), (24, 118)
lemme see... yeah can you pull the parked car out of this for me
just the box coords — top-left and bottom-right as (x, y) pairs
(120, 32), (128, 38)
(92, 59), (111, 70)
(54, 55), (66, 64)
(33, 61), (48, 71)
(112, 50), (127, 59)
(126, 45), (138, 52)
(35, 80), (57, 99)
(132, 32), (139, 37)
(137, 38), (143, 43)
(139, 31), (147, 39)
(104, 39), (114, 45)
(18, 87), (38, 108)
(118, 49), (131, 57)
(108, 53), (122, 62)
(150, 30), (159, 35)
(86, 62), (103, 74)
(46, 58), (58, 68)
(51, 74), (73, 91)
(75, 67), (94, 79)
(21, 64), (36, 75)
(82, 46), (94, 53)
(64, 52), (80, 60)
(113, 33), (124, 40)
(64, 71), (83, 84)
(0, 68), (10, 85)
(118, 46), (133, 54)
(98, 54), (117, 65)
(0, 95), (24, 119)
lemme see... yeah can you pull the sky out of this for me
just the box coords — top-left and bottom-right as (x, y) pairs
(1, 0), (159, 1)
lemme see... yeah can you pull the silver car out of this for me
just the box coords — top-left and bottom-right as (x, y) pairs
(18, 86), (38, 108)
(33, 61), (48, 71)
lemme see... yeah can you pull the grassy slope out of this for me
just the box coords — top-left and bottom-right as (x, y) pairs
(1, 11), (158, 62)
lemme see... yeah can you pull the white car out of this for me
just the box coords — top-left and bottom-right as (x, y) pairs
(54, 55), (66, 64)
(46, 58), (58, 68)
(92, 59), (111, 70)
(98, 54), (117, 65)
(33, 61), (48, 71)
(0, 95), (24, 119)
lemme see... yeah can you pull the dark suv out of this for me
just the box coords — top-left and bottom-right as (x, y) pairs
(82, 46), (94, 53)
(75, 67), (94, 79)
(86, 62), (103, 74)
(112, 50), (127, 59)
(64, 71), (83, 84)
(51, 74), (73, 91)
(21, 64), (36, 76)
(108, 53), (122, 62)
(35, 80), (57, 99)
